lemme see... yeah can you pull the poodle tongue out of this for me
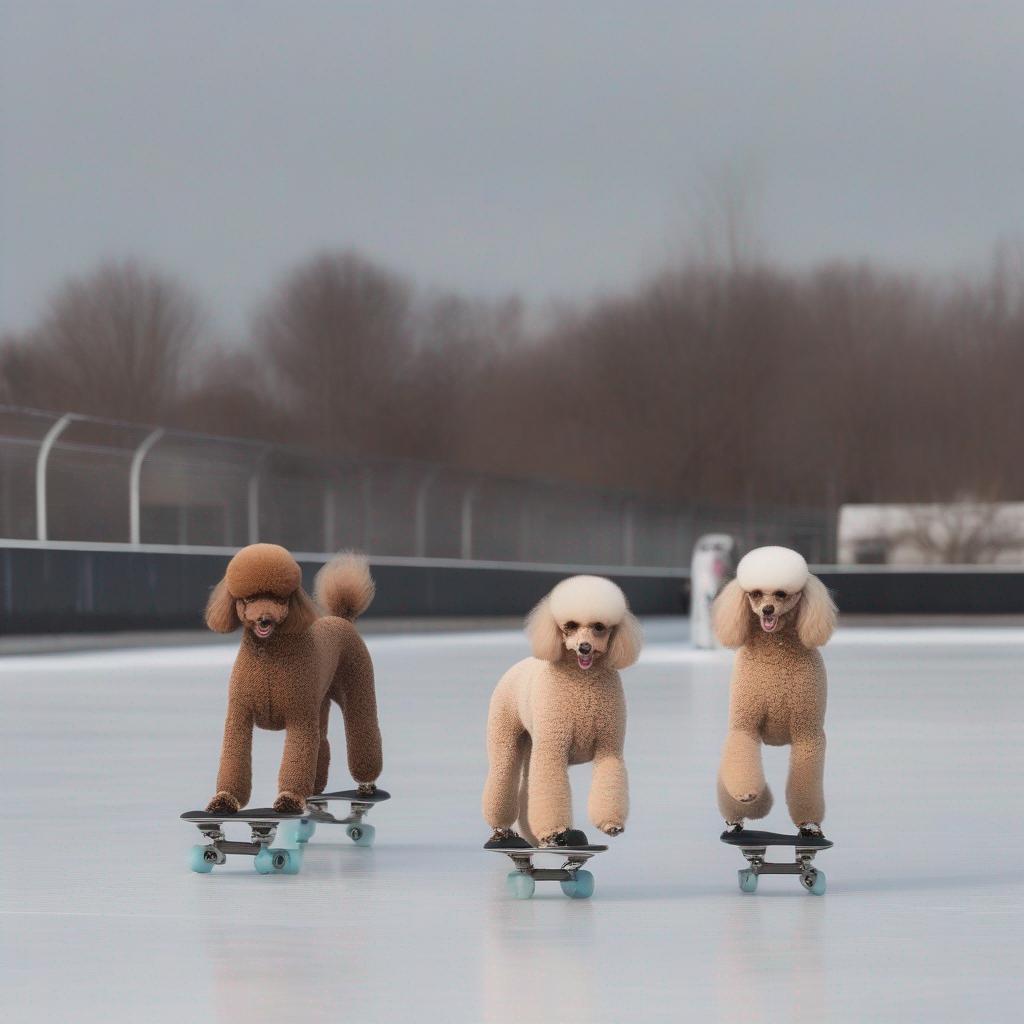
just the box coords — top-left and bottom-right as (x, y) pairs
(760, 615), (778, 633)
(577, 653), (594, 670)
(255, 622), (274, 638)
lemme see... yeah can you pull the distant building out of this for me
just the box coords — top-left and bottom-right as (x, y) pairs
(837, 502), (1024, 565)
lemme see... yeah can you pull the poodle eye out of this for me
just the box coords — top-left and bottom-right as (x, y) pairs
(774, 590), (786, 599)
(593, 623), (606, 633)
(750, 590), (763, 600)
(563, 621), (578, 632)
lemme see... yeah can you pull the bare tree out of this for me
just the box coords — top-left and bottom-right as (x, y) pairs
(3, 261), (200, 421)
(892, 498), (1024, 564)
(252, 251), (413, 455)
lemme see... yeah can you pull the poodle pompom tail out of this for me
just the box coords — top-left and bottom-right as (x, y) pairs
(314, 552), (376, 621)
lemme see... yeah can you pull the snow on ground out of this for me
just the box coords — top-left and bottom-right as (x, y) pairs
(1, 619), (1021, 1023)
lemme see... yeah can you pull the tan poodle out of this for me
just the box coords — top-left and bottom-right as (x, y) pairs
(203, 544), (382, 815)
(713, 546), (837, 837)
(482, 576), (643, 848)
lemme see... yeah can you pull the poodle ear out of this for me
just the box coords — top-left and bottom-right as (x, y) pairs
(205, 578), (240, 633)
(280, 587), (320, 634)
(713, 579), (752, 648)
(608, 611), (643, 669)
(525, 597), (564, 661)
(796, 574), (837, 648)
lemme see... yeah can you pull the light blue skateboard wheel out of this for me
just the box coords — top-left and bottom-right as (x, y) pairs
(506, 871), (535, 900)
(560, 869), (595, 899)
(346, 823), (375, 847)
(274, 847), (302, 874)
(738, 869), (758, 893)
(273, 820), (302, 849)
(296, 819), (316, 843)
(189, 845), (215, 873)
(254, 847), (274, 874)
(803, 869), (826, 895)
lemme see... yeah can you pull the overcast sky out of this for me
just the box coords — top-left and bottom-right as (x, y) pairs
(3, 1), (1024, 334)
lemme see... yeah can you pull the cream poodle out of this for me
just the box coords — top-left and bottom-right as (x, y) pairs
(482, 576), (643, 848)
(713, 546), (837, 837)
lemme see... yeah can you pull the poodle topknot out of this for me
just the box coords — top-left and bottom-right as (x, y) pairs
(548, 575), (628, 627)
(224, 543), (302, 600)
(735, 546), (809, 594)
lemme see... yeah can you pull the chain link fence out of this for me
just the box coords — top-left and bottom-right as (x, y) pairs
(0, 405), (833, 566)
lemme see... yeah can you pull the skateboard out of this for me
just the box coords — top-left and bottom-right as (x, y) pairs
(487, 842), (608, 900)
(303, 788), (391, 847)
(182, 808), (306, 874)
(720, 828), (832, 894)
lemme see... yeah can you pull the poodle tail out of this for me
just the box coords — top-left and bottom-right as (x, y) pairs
(314, 552), (376, 621)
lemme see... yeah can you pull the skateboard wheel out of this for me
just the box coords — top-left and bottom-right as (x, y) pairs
(802, 869), (826, 895)
(506, 872), (535, 900)
(274, 848), (302, 874)
(254, 847), (274, 874)
(296, 819), (316, 843)
(561, 869), (594, 899)
(346, 823), (375, 847)
(738, 869), (758, 893)
(189, 845), (216, 873)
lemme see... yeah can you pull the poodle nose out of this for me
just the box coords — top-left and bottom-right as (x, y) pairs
(578, 642), (592, 655)
(762, 604), (775, 616)
(258, 616), (272, 627)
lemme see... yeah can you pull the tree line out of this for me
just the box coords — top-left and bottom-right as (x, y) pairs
(2, 247), (1022, 508)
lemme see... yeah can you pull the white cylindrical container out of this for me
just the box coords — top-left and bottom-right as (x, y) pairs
(690, 534), (736, 648)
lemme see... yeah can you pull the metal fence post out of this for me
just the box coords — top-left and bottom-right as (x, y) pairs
(323, 483), (336, 553)
(414, 470), (439, 558)
(247, 447), (270, 546)
(129, 428), (164, 544)
(622, 500), (635, 566)
(35, 413), (75, 541)
(460, 483), (478, 560)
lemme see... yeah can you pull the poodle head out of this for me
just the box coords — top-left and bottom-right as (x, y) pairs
(713, 546), (836, 648)
(526, 575), (643, 671)
(205, 543), (319, 639)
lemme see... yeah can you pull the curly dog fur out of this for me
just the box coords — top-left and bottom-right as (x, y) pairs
(713, 546), (837, 831)
(482, 576), (643, 845)
(204, 544), (382, 814)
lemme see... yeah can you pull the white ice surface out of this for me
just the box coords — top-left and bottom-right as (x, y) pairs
(1, 620), (1022, 1023)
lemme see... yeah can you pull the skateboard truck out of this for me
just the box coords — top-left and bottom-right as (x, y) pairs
(304, 788), (391, 847)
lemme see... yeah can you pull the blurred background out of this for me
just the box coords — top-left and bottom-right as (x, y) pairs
(2, 1), (1023, 631)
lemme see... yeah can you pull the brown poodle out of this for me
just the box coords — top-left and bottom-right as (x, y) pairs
(713, 546), (837, 837)
(482, 576), (643, 848)
(204, 544), (382, 814)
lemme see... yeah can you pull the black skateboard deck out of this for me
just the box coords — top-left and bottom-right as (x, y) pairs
(720, 828), (832, 894)
(304, 788), (390, 846)
(487, 842), (609, 900)
(312, 788), (391, 804)
(721, 829), (833, 850)
(181, 808), (305, 824)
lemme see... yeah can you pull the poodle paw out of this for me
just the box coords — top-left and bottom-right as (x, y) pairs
(540, 828), (590, 848)
(205, 791), (240, 815)
(484, 828), (531, 850)
(798, 822), (824, 838)
(273, 791), (306, 814)
(356, 782), (378, 797)
(599, 822), (625, 837)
